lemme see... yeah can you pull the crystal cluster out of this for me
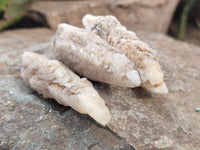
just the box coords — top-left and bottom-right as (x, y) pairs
(21, 15), (168, 126)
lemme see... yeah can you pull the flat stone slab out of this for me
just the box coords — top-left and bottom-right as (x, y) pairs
(105, 32), (200, 149)
(0, 28), (200, 150)
(0, 28), (134, 150)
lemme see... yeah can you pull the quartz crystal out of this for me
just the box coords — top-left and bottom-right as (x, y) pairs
(52, 23), (141, 88)
(21, 52), (111, 126)
(83, 14), (168, 94)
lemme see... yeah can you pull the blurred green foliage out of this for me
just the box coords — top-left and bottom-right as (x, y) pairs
(177, 0), (199, 40)
(0, 0), (32, 31)
(196, 17), (200, 29)
(0, 0), (8, 12)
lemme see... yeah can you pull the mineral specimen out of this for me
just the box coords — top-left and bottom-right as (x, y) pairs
(82, 14), (168, 94)
(21, 52), (111, 126)
(52, 23), (141, 88)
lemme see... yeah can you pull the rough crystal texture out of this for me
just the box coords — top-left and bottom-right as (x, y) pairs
(83, 14), (168, 94)
(52, 23), (141, 88)
(21, 52), (111, 126)
(1, 28), (200, 150)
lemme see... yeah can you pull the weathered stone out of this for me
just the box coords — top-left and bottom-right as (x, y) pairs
(102, 32), (200, 149)
(30, 0), (179, 33)
(0, 28), (200, 150)
(0, 29), (134, 150)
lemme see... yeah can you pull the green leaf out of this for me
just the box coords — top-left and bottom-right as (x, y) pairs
(5, 0), (32, 20)
(0, 0), (32, 31)
(0, 0), (8, 12)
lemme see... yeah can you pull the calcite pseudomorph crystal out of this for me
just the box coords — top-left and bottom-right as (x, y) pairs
(52, 23), (141, 88)
(21, 52), (111, 126)
(82, 14), (168, 94)
(21, 15), (169, 126)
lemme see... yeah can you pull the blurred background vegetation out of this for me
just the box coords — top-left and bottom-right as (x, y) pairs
(0, 0), (199, 44)
(0, 0), (32, 31)
(177, 0), (199, 40)
(168, 0), (200, 41)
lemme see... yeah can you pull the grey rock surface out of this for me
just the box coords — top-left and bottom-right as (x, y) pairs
(0, 28), (200, 150)
(0, 29), (134, 150)
(30, 0), (179, 33)
(104, 32), (200, 149)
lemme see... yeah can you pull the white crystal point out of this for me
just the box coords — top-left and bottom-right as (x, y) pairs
(143, 82), (169, 94)
(142, 60), (164, 87)
(76, 93), (111, 126)
(126, 70), (141, 87)
(21, 52), (111, 126)
(82, 14), (94, 30)
(22, 51), (44, 67)
(83, 14), (94, 21)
